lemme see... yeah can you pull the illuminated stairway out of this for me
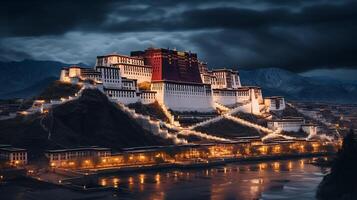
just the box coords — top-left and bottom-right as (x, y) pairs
(115, 102), (187, 144)
(158, 103), (181, 127)
(214, 102), (230, 113)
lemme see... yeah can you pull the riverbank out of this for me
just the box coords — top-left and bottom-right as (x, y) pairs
(31, 152), (334, 191)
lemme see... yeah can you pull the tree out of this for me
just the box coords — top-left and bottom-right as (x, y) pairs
(317, 129), (357, 200)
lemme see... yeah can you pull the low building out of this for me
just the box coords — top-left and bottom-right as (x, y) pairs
(0, 146), (28, 166)
(264, 96), (286, 111)
(60, 66), (102, 84)
(302, 124), (318, 136)
(45, 147), (111, 168)
(267, 117), (305, 132)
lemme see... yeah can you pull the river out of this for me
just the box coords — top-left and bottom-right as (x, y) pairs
(1, 158), (329, 200)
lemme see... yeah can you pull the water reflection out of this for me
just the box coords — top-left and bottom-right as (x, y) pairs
(97, 158), (329, 200)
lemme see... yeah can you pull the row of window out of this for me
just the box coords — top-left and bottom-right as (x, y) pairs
(237, 91), (250, 96)
(122, 65), (151, 74)
(99, 56), (144, 66)
(141, 93), (156, 99)
(107, 90), (136, 98)
(98, 68), (121, 80)
(50, 151), (110, 160)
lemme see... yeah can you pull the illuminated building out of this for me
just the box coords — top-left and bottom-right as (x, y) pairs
(60, 65), (102, 84)
(268, 117), (305, 132)
(0, 145), (27, 166)
(58, 47), (286, 115)
(44, 140), (339, 170)
(132, 48), (214, 112)
(45, 147), (111, 168)
(96, 53), (152, 84)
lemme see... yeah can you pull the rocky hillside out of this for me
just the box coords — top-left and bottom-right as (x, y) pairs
(0, 89), (171, 159)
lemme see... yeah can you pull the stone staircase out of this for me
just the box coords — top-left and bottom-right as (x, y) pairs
(158, 103), (181, 127)
(214, 102), (230, 113)
(115, 102), (187, 144)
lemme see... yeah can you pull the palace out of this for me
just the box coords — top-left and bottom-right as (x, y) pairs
(59, 47), (286, 115)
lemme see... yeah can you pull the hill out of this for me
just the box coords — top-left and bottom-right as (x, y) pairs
(194, 118), (261, 139)
(0, 59), (88, 99)
(0, 89), (171, 158)
(36, 80), (81, 100)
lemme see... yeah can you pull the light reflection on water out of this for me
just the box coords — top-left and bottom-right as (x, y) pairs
(98, 158), (329, 200)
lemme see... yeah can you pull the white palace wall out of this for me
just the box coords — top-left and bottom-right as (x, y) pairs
(151, 82), (214, 112)
(212, 90), (236, 106)
(105, 89), (139, 104)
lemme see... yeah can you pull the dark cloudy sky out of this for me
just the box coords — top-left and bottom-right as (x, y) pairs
(1, 0), (357, 78)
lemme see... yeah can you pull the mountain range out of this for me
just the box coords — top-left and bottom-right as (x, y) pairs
(240, 68), (357, 103)
(0, 59), (88, 99)
(0, 59), (356, 103)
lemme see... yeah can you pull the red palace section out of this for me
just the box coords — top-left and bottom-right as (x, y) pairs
(131, 48), (202, 83)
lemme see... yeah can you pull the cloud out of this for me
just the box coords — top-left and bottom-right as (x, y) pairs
(0, 0), (357, 73)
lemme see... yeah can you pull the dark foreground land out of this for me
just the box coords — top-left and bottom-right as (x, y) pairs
(316, 130), (357, 200)
(0, 89), (171, 158)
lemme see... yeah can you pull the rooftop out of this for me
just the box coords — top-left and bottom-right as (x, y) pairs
(45, 146), (111, 153)
(97, 53), (144, 60)
(0, 147), (27, 152)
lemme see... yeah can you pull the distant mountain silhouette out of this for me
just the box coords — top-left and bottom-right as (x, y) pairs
(240, 68), (357, 103)
(0, 60), (356, 103)
(0, 59), (89, 99)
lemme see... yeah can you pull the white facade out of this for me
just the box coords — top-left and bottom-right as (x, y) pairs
(212, 89), (237, 106)
(113, 64), (152, 84)
(236, 88), (251, 103)
(267, 118), (305, 132)
(211, 69), (241, 89)
(264, 97), (286, 111)
(60, 66), (101, 84)
(151, 81), (214, 112)
(46, 147), (111, 167)
(0, 147), (28, 166)
(56, 52), (288, 116)
(96, 66), (122, 89)
(140, 91), (157, 104)
(96, 54), (151, 84)
(302, 124), (318, 136)
(105, 89), (140, 104)
(96, 54), (145, 67)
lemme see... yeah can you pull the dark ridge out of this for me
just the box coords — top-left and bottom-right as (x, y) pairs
(127, 101), (169, 122)
(0, 89), (171, 159)
(194, 118), (261, 138)
(37, 80), (81, 100)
